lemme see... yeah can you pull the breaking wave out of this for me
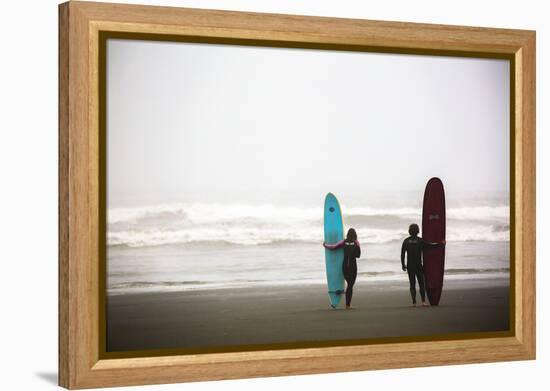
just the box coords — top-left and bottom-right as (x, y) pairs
(107, 202), (509, 247)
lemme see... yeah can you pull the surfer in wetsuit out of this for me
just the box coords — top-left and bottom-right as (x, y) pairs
(401, 223), (445, 307)
(323, 228), (361, 309)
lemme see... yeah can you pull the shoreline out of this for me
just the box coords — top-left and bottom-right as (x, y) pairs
(107, 277), (510, 352)
(107, 274), (510, 296)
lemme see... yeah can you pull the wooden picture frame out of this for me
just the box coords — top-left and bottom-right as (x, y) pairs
(59, 1), (536, 389)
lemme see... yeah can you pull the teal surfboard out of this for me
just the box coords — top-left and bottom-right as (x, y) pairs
(324, 193), (345, 308)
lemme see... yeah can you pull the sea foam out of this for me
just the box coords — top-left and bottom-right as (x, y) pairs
(107, 202), (510, 247)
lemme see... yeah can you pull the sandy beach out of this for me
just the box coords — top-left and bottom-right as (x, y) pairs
(107, 277), (509, 352)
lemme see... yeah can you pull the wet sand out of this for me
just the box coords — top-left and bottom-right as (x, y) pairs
(107, 277), (510, 352)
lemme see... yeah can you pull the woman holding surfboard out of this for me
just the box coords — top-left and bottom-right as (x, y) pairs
(323, 228), (361, 309)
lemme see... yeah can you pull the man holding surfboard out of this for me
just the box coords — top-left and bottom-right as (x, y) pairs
(401, 223), (445, 307)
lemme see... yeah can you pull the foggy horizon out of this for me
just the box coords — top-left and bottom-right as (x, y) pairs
(106, 39), (510, 209)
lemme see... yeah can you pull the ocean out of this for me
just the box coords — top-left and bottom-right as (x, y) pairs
(106, 198), (510, 295)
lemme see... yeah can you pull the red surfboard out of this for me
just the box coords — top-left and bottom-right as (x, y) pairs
(422, 177), (446, 306)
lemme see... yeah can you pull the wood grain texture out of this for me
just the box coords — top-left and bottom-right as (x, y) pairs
(73, 0), (532, 54)
(518, 35), (536, 356)
(58, 1), (536, 389)
(58, 3), (70, 387)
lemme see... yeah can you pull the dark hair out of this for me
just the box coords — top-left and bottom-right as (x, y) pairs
(408, 223), (420, 236)
(346, 228), (357, 242)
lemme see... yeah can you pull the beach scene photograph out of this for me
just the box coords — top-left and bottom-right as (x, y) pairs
(105, 39), (510, 352)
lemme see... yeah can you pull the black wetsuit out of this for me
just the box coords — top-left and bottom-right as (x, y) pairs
(400, 236), (438, 304)
(342, 241), (361, 307)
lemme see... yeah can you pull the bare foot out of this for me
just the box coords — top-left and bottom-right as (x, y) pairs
(422, 302), (429, 307)
(346, 305), (353, 310)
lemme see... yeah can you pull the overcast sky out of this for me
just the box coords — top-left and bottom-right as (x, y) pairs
(107, 39), (509, 208)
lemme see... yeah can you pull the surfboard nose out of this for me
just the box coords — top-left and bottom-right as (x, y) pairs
(324, 192), (336, 203)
